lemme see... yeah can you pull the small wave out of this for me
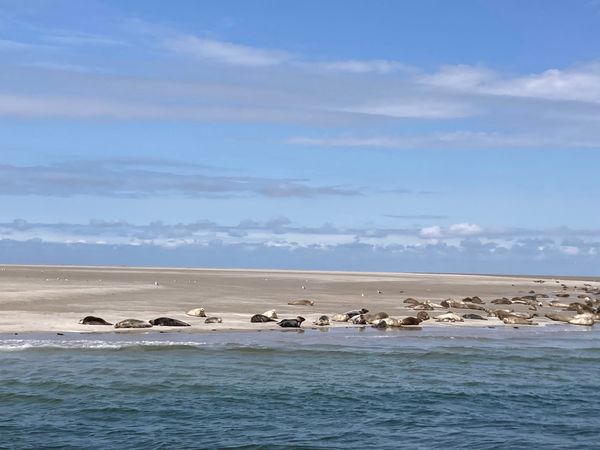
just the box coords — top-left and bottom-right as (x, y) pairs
(0, 339), (209, 351)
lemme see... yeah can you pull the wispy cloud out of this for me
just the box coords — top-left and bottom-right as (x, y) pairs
(0, 160), (360, 199)
(165, 36), (290, 67)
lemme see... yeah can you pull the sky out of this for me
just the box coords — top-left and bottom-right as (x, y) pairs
(1, 0), (600, 275)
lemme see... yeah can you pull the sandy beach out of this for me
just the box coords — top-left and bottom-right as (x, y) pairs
(0, 265), (598, 334)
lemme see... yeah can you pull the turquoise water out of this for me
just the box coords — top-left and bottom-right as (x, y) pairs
(2, 326), (600, 449)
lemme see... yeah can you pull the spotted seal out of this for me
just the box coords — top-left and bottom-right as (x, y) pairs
(345, 308), (368, 318)
(332, 313), (350, 322)
(262, 309), (278, 319)
(149, 317), (191, 327)
(278, 316), (305, 328)
(313, 315), (330, 326)
(502, 316), (534, 325)
(114, 319), (152, 329)
(79, 316), (112, 326)
(569, 313), (595, 326)
(186, 308), (206, 317)
(204, 317), (222, 324)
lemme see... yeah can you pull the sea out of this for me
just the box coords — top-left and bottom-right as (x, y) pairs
(1, 325), (600, 449)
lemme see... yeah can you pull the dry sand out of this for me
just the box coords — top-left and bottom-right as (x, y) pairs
(0, 265), (598, 334)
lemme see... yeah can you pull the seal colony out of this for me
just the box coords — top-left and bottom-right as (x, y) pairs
(1, 266), (599, 334)
(76, 280), (600, 332)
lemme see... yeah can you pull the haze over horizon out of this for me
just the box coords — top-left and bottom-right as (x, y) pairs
(1, 0), (600, 275)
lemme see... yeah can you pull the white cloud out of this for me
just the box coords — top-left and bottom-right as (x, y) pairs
(166, 36), (290, 67)
(310, 59), (406, 74)
(420, 63), (600, 104)
(420, 225), (442, 239)
(339, 99), (476, 119)
(449, 223), (483, 236)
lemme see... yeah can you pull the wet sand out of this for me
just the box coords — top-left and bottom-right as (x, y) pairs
(0, 265), (598, 334)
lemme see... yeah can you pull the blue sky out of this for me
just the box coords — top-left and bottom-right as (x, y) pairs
(1, 0), (600, 274)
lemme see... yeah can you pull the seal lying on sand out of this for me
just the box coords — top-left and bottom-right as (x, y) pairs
(186, 308), (206, 317)
(350, 314), (367, 325)
(363, 312), (389, 323)
(204, 317), (222, 324)
(79, 316), (112, 325)
(435, 312), (463, 322)
(463, 314), (487, 320)
(545, 312), (571, 322)
(345, 308), (368, 318)
(416, 311), (430, 321)
(279, 316), (305, 328)
(149, 317), (191, 326)
(114, 319), (152, 329)
(401, 317), (421, 325)
(288, 299), (315, 306)
(502, 316), (534, 325)
(262, 309), (278, 319)
(569, 313), (595, 326)
(251, 314), (276, 323)
(332, 313), (350, 322)
(313, 315), (330, 326)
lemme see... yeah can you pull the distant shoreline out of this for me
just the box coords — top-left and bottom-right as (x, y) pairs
(1, 263), (598, 282)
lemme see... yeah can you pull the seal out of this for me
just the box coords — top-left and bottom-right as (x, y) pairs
(363, 312), (389, 323)
(288, 299), (315, 306)
(416, 311), (430, 321)
(502, 316), (534, 325)
(262, 309), (278, 319)
(313, 315), (330, 326)
(401, 317), (421, 325)
(149, 317), (191, 326)
(545, 312), (571, 322)
(491, 298), (512, 305)
(332, 313), (350, 322)
(114, 319), (152, 329)
(79, 316), (112, 325)
(345, 308), (369, 318)
(435, 312), (463, 322)
(251, 314), (276, 323)
(278, 316), (305, 328)
(204, 317), (222, 324)
(350, 314), (367, 325)
(568, 313), (595, 326)
(462, 313), (487, 320)
(186, 308), (206, 317)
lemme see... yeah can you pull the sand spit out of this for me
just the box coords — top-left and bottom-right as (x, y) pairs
(0, 265), (598, 334)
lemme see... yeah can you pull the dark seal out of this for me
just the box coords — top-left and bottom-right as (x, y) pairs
(79, 316), (112, 325)
(278, 316), (305, 328)
(149, 317), (191, 326)
(251, 314), (276, 323)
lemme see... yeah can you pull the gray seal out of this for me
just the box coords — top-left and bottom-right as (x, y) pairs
(204, 317), (222, 324)
(345, 308), (368, 318)
(114, 319), (152, 329)
(462, 313), (487, 320)
(79, 316), (112, 325)
(278, 316), (305, 328)
(251, 314), (276, 323)
(149, 317), (191, 327)
(288, 299), (315, 306)
(313, 315), (330, 326)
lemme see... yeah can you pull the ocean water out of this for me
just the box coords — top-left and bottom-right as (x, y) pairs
(1, 326), (600, 449)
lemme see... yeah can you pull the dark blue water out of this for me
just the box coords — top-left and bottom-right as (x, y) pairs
(2, 326), (600, 449)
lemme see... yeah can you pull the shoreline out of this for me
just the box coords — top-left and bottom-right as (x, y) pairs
(1, 265), (598, 335)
